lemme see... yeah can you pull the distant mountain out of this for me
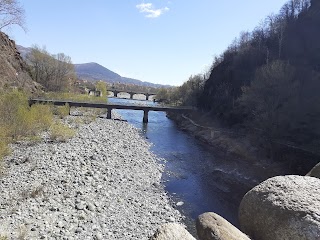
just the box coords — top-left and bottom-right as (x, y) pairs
(16, 45), (169, 88)
(74, 62), (122, 82)
(74, 62), (169, 88)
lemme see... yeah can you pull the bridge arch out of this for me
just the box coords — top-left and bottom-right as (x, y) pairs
(108, 89), (157, 101)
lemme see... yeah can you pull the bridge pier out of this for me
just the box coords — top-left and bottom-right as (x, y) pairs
(143, 110), (149, 123)
(130, 93), (134, 99)
(29, 98), (194, 123)
(146, 94), (149, 101)
(114, 91), (118, 98)
(107, 108), (112, 119)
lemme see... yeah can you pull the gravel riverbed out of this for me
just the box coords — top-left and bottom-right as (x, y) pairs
(0, 113), (183, 239)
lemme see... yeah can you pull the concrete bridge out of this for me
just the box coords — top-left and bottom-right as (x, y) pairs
(108, 89), (157, 101)
(29, 99), (195, 123)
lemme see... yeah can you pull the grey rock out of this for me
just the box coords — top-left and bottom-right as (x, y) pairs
(176, 201), (184, 206)
(86, 202), (95, 211)
(306, 162), (320, 178)
(75, 203), (85, 210)
(239, 175), (320, 240)
(94, 233), (103, 240)
(150, 223), (196, 240)
(57, 221), (64, 228)
(196, 212), (250, 240)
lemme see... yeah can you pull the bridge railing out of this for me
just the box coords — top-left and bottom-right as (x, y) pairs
(29, 98), (195, 123)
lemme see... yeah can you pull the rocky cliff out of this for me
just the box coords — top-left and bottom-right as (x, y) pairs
(0, 32), (40, 92)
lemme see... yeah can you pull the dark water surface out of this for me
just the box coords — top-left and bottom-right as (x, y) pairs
(108, 97), (239, 234)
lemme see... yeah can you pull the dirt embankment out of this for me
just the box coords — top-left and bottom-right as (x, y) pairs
(168, 111), (319, 173)
(166, 111), (320, 204)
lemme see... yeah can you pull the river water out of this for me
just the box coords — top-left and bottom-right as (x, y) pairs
(108, 97), (239, 234)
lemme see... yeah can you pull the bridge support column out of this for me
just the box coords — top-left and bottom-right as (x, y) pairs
(146, 94), (149, 101)
(114, 91), (118, 98)
(143, 110), (149, 123)
(130, 93), (134, 99)
(107, 108), (112, 119)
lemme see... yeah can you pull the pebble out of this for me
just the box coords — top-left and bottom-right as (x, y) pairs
(0, 113), (183, 239)
(75, 203), (85, 210)
(87, 202), (95, 211)
(57, 221), (64, 228)
(94, 233), (103, 240)
(176, 201), (184, 206)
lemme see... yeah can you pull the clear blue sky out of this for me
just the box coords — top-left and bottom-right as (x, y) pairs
(7, 0), (289, 86)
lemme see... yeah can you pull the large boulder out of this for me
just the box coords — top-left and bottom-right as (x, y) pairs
(239, 175), (320, 240)
(307, 162), (320, 178)
(150, 223), (196, 240)
(196, 212), (250, 240)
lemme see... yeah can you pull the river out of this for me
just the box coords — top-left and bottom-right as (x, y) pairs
(108, 97), (240, 234)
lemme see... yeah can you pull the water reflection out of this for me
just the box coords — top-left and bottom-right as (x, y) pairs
(108, 97), (239, 232)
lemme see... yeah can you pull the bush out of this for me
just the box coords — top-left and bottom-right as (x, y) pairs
(54, 104), (70, 119)
(29, 104), (54, 131)
(0, 90), (54, 140)
(49, 123), (75, 142)
(38, 92), (107, 103)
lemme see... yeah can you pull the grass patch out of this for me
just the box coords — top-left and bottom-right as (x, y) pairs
(0, 90), (54, 141)
(0, 90), (80, 173)
(53, 103), (70, 119)
(37, 92), (107, 103)
(50, 122), (75, 142)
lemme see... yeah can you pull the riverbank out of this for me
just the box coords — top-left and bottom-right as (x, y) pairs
(166, 111), (294, 207)
(0, 112), (182, 239)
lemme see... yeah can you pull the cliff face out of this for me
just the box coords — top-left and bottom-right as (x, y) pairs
(0, 32), (41, 92)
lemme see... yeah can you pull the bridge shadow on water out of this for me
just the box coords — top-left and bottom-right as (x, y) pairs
(108, 98), (240, 236)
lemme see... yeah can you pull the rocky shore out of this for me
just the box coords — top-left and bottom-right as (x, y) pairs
(0, 112), (182, 239)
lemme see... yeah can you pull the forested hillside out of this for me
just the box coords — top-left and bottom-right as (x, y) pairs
(161, 0), (320, 165)
(195, 0), (320, 154)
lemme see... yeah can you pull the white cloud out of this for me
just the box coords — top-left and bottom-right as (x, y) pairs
(136, 3), (169, 18)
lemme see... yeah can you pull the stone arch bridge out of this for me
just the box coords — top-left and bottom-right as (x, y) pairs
(108, 89), (157, 101)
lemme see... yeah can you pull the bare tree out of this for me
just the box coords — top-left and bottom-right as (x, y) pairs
(0, 0), (25, 31)
(26, 46), (75, 92)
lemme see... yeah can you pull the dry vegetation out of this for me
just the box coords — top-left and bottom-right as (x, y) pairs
(36, 91), (108, 103)
(0, 90), (80, 173)
(49, 122), (75, 142)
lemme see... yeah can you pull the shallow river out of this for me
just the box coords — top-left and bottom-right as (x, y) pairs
(108, 97), (239, 234)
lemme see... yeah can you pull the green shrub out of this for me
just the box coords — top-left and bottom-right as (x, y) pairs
(29, 104), (54, 131)
(0, 90), (54, 141)
(49, 123), (75, 142)
(0, 137), (10, 158)
(54, 104), (70, 119)
(0, 90), (78, 144)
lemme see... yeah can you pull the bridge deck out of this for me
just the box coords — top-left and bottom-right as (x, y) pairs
(29, 99), (193, 111)
(108, 89), (157, 95)
(29, 99), (195, 123)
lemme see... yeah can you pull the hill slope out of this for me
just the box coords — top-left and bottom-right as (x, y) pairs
(74, 62), (122, 82)
(0, 33), (41, 92)
(74, 62), (168, 88)
(16, 45), (169, 88)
